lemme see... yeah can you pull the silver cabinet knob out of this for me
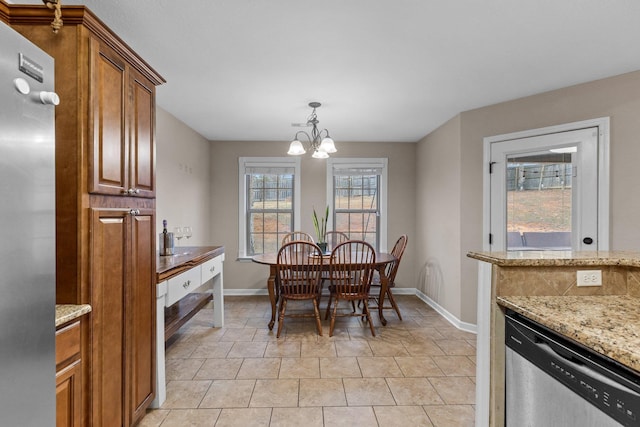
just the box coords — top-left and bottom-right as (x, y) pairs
(182, 280), (191, 289)
(129, 209), (140, 216)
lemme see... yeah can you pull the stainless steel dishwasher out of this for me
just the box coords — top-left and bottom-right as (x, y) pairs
(505, 310), (640, 426)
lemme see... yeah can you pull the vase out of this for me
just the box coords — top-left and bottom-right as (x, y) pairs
(317, 242), (327, 253)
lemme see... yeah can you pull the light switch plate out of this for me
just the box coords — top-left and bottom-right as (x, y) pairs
(577, 270), (602, 286)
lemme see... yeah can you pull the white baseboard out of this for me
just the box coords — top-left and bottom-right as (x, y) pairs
(225, 289), (269, 296)
(415, 289), (477, 334)
(223, 287), (477, 334)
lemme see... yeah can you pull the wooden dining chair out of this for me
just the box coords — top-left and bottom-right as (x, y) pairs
(319, 231), (350, 290)
(281, 231), (314, 246)
(325, 240), (377, 337)
(275, 240), (324, 338)
(324, 230), (349, 252)
(368, 234), (408, 320)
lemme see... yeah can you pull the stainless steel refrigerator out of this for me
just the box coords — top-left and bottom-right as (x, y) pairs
(0, 21), (59, 426)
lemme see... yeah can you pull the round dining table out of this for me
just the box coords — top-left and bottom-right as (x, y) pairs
(251, 251), (397, 329)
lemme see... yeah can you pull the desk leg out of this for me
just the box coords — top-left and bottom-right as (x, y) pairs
(212, 271), (224, 327)
(377, 266), (389, 326)
(268, 265), (277, 330)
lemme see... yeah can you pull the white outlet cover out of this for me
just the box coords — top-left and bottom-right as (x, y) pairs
(577, 270), (602, 286)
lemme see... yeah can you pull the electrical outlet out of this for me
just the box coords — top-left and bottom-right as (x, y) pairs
(577, 270), (602, 286)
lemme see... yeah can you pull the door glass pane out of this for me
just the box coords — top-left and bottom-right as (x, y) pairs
(506, 150), (573, 250)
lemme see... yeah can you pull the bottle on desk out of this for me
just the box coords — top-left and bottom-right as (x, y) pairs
(159, 219), (175, 256)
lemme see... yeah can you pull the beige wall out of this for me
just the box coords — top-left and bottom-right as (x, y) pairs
(210, 140), (417, 291)
(418, 69), (640, 324)
(415, 115), (463, 319)
(156, 107), (212, 248)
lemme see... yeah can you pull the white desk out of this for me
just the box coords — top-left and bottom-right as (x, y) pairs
(151, 246), (225, 408)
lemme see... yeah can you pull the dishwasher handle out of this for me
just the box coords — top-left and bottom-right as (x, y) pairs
(535, 339), (640, 396)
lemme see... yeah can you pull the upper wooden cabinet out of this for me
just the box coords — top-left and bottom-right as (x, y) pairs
(89, 39), (156, 197)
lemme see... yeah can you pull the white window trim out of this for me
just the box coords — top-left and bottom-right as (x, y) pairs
(238, 156), (301, 259)
(326, 157), (388, 251)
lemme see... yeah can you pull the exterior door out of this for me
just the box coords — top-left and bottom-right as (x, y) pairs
(488, 125), (607, 252)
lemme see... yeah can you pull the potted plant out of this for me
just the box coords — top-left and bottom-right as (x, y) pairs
(312, 205), (329, 253)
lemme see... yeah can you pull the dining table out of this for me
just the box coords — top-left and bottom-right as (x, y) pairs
(251, 251), (397, 329)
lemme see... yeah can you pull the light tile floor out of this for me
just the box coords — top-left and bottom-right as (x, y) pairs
(139, 295), (476, 427)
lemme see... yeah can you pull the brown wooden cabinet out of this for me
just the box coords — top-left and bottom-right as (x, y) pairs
(56, 321), (82, 427)
(2, 3), (164, 427)
(90, 208), (156, 426)
(89, 39), (156, 198)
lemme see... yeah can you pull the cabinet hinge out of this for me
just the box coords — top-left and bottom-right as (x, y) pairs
(489, 233), (493, 244)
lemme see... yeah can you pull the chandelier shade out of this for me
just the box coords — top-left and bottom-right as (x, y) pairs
(287, 102), (337, 158)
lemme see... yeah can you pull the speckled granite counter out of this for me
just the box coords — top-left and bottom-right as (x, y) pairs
(55, 304), (91, 327)
(468, 250), (640, 267)
(468, 250), (640, 427)
(497, 295), (640, 372)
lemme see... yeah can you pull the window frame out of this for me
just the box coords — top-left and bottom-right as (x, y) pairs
(238, 157), (301, 258)
(326, 158), (388, 251)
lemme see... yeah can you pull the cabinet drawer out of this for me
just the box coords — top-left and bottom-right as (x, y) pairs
(201, 255), (223, 284)
(166, 267), (201, 306)
(56, 321), (81, 367)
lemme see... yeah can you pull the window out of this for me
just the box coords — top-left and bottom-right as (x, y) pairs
(327, 158), (388, 251)
(239, 157), (301, 257)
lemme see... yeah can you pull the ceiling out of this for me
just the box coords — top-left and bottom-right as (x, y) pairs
(18, 0), (640, 142)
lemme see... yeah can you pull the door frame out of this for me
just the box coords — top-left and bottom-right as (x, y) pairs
(482, 117), (610, 251)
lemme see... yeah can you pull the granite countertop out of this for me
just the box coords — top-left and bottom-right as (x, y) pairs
(467, 250), (640, 267)
(56, 304), (91, 327)
(498, 295), (640, 373)
(157, 246), (224, 275)
(156, 245), (225, 284)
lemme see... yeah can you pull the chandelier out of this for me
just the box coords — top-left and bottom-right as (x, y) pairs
(287, 102), (337, 159)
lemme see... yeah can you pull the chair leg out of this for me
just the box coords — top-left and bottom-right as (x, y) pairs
(312, 299), (323, 336)
(325, 293), (333, 320)
(387, 288), (402, 321)
(329, 298), (339, 337)
(362, 301), (376, 337)
(276, 298), (287, 338)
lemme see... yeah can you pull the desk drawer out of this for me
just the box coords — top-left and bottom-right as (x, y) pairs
(56, 321), (80, 367)
(201, 255), (223, 283)
(166, 267), (201, 306)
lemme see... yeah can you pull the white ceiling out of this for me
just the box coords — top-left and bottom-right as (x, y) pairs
(19, 0), (640, 142)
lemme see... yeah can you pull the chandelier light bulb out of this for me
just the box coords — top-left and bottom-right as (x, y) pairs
(287, 140), (306, 155)
(319, 137), (336, 153)
(312, 149), (329, 159)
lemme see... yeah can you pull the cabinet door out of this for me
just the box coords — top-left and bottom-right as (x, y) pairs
(56, 360), (82, 427)
(127, 210), (156, 425)
(128, 71), (156, 198)
(90, 208), (127, 427)
(89, 39), (129, 196)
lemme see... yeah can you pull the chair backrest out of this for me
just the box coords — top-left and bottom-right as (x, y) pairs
(329, 240), (376, 296)
(324, 231), (349, 251)
(384, 234), (408, 286)
(281, 231), (314, 246)
(276, 241), (323, 296)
